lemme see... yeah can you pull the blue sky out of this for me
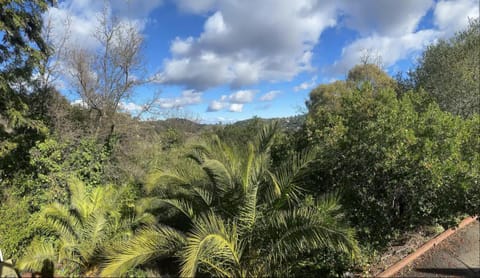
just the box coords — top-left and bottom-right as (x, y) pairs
(48, 0), (479, 123)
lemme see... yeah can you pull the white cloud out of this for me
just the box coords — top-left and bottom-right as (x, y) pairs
(157, 0), (338, 90)
(294, 76), (317, 92)
(229, 103), (243, 112)
(156, 90), (203, 109)
(171, 37), (194, 56)
(53, 0), (480, 113)
(207, 100), (227, 111)
(161, 0), (459, 89)
(260, 90), (281, 101)
(207, 89), (257, 112)
(73, 99), (144, 114)
(328, 0), (479, 75)
(228, 90), (256, 103)
(338, 0), (434, 36)
(434, 0), (479, 36)
(176, 0), (216, 13)
(204, 11), (229, 35)
(120, 102), (144, 113)
(70, 99), (87, 107)
(328, 29), (441, 74)
(44, 0), (163, 51)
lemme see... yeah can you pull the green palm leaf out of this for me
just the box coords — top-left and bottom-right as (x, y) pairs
(180, 213), (242, 278)
(101, 225), (187, 277)
(267, 148), (317, 208)
(254, 121), (278, 153)
(264, 194), (359, 266)
(40, 203), (79, 243)
(202, 158), (234, 191)
(16, 240), (56, 272)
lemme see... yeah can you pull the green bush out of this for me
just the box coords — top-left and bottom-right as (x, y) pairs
(0, 198), (37, 260)
(305, 83), (478, 244)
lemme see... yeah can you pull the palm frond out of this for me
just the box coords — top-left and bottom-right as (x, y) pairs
(68, 177), (89, 218)
(267, 148), (317, 207)
(254, 122), (279, 154)
(236, 181), (258, 237)
(263, 194), (359, 265)
(180, 213), (242, 278)
(17, 240), (56, 272)
(144, 171), (190, 194)
(266, 170), (282, 201)
(159, 198), (196, 219)
(192, 186), (213, 206)
(135, 197), (165, 213)
(40, 203), (79, 242)
(80, 211), (108, 260)
(240, 143), (255, 193)
(202, 158), (233, 191)
(101, 225), (187, 277)
(131, 212), (157, 227)
(187, 144), (210, 165)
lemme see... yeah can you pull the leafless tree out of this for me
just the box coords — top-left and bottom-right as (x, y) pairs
(67, 4), (148, 136)
(35, 15), (71, 91)
(359, 48), (384, 68)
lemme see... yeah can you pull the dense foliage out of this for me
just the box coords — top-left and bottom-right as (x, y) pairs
(407, 19), (479, 117)
(0, 2), (478, 277)
(0, 0), (53, 176)
(306, 81), (479, 243)
(100, 125), (358, 277)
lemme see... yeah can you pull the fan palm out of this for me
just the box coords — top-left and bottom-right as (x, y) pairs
(102, 122), (359, 277)
(17, 178), (154, 275)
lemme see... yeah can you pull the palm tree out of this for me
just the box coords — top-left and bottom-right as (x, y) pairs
(17, 178), (154, 276)
(102, 123), (359, 277)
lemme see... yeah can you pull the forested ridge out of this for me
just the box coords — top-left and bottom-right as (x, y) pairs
(0, 1), (478, 277)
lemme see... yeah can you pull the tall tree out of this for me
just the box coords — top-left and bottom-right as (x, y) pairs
(412, 19), (479, 117)
(66, 4), (146, 137)
(0, 0), (53, 177)
(307, 63), (395, 112)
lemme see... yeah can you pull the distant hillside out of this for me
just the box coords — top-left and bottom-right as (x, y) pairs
(230, 115), (306, 132)
(142, 117), (207, 134)
(140, 115), (306, 138)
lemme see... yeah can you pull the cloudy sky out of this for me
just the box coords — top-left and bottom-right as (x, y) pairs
(48, 0), (479, 123)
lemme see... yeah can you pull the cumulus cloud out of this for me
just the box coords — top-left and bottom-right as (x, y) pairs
(434, 0), (479, 36)
(70, 99), (87, 107)
(156, 90), (203, 109)
(294, 76), (318, 92)
(327, 0), (479, 75)
(176, 0), (216, 13)
(44, 0), (163, 51)
(207, 89), (257, 112)
(120, 102), (144, 113)
(161, 0), (454, 89)
(229, 103), (244, 112)
(329, 30), (440, 74)
(338, 0), (434, 36)
(207, 100), (228, 112)
(51, 0), (480, 114)
(74, 99), (143, 115)
(228, 90), (256, 103)
(157, 0), (338, 90)
(259, 90), (281, 101)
